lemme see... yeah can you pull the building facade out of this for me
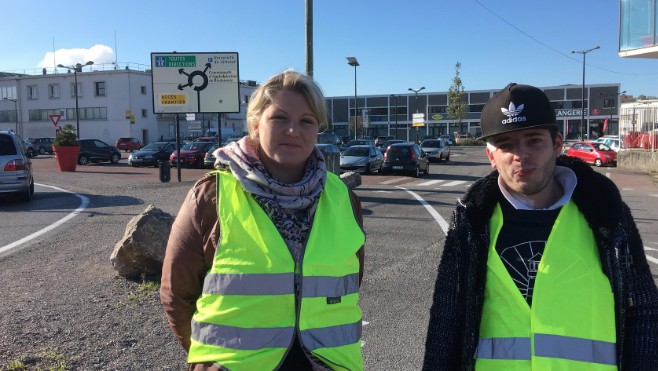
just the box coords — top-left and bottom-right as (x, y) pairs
(326, 83), (623, 142)
(0, 63), (255, 145)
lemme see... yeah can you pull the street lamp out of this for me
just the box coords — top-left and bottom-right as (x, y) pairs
(346, 57), (359, 140)
(3, 98), (18, 135)
(408, 87), (425, 143)
(571, 45), (600, 140)
(390, 94), (399, 139)
(57, 61), (94, 138)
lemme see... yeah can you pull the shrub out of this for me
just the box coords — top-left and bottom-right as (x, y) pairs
(52, 124), (79, 146)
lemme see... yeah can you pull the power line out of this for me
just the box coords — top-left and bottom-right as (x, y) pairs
(473, 0), (658, 77)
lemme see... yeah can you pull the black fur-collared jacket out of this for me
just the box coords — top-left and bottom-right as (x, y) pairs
(422, 156), (658, 370)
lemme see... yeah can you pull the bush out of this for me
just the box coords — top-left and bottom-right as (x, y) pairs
(52, 124), (79, 146)
(456, 138), (486, 146)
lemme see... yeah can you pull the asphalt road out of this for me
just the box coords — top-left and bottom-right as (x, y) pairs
(1, 149), (657, 369)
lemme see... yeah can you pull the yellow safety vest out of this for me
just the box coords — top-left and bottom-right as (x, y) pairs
(475, 201), (617, 370)
(188, 170), (366, 370)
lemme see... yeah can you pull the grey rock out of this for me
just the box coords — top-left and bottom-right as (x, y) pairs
(110, 204), (174, 279)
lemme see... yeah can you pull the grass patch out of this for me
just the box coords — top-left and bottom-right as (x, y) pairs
(3, 349), (69, 370)
(119, 274), (160, 307)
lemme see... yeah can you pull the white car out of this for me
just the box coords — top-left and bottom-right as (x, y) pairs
(420, 138), (451, 162)
(594, 136), (623, 152)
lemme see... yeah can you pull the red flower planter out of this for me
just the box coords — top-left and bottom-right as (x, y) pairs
(53, 146), (80, 172)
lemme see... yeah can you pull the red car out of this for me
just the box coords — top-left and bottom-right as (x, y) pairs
(115, 137), (142, 152)
(566, 141), (617, 167)
(169, 141), (213, 168)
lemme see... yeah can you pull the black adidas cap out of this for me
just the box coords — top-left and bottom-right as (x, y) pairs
(478, 83), (557, 140)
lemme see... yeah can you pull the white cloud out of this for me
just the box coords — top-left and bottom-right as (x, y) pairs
(38, 44), (115, 68)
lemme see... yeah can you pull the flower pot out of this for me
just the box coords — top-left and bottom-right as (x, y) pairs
(53, 145), (80, 172)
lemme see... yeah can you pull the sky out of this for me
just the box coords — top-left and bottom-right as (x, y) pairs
(2, 0), (657, 98)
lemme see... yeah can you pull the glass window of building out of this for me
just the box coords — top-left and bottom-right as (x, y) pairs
(95, 82), (106, 97)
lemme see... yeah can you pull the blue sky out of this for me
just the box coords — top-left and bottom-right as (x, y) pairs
(2, 0), (657, 98)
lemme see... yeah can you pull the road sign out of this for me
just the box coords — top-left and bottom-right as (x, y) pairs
(412, 113), (425, 127)
(49, 114), (61, 126)
(151, 52), (240, 114)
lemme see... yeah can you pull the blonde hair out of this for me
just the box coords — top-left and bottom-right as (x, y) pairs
(246, 70), (328, 143)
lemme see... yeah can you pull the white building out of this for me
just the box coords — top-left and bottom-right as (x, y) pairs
(0, 63), (256, 144)
(620, 100), (658, 150)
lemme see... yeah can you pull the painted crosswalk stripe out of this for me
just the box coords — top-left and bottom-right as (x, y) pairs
(417, 179), (445, 186)
(441, 180), (467, 187)
(381, 177), (408, 185)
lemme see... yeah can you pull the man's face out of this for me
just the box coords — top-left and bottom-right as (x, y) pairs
(486, 128), (563, 199)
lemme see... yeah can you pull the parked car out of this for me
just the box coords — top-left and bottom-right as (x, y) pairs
(420, 138), (451, 162)
(128, 141), (177, 167)
(78, 139), (122, 165)
(374, 135), (395, 147)
(23, 139), (36, 158)
(380, 142), (429, 177)
(566, 141), (617, 167)
(594, 136), (624, 152)
(316, 143), (341, 175)
(317, 133), (345, 151)
(379, 139), (407, 154)
(344, 138), (376, 149)
(339, 144), (383, 174)
(204, 144), (220, 169)
(115, 137), (142, 152)
(29, 137), (54, 155)
(439, 134), (454, 146)
(0, 130), (34, 202)
(170, 141), (214, 168)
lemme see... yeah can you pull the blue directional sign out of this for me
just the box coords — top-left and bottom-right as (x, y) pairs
(151, 52), (240, 114)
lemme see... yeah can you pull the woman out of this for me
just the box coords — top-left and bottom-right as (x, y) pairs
(160, 70), (366, 371)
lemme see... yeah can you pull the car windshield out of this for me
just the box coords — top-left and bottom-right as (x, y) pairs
(182, 143), (208, 151)
(388, 146), (412, 156)
(421, 140), (440, 147)
(343, 147), (370, 157)
(592, 143), (612, 151)
(141, 143), (167, 151)
(346, 140), (368, 147)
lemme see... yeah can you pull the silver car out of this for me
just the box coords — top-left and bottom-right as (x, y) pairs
(340, 144), (383, 174)
(420, 138), (451, 162)
(0, 130), (34, 202)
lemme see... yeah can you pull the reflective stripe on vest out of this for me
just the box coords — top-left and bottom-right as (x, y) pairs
(475, 201), (616, 370)
(188, 170), (365, 370)
(476, 334), (616, 364)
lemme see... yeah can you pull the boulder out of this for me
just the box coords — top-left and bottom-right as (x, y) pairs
(110, 204), (174, 279)
(340, 171), (362, 189)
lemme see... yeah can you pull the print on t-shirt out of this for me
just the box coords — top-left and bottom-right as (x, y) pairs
(499, 241), (546, 301)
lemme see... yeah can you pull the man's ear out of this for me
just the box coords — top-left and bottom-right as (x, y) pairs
(554, 132), (564, 157)
(485, 147), (497, 169)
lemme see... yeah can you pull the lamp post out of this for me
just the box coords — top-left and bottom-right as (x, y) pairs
(346, 57), (359, 140)
(57, 61), (94, 138)
(390, 94), (399, 139)
(408, 86), (425, 143)
(3, 98), (18, 136)
(571, 46), (600, 140)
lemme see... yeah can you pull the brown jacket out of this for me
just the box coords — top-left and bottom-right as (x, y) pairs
(160, 172), (365, 370)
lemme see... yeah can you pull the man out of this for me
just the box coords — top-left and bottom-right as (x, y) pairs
(423, 83), (658, 370)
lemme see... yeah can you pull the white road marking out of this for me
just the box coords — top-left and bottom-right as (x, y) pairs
(373, 190), (393, 193)
(606, 172), (611, 178)
(644, 246), (658, 265)
(380, 177), (408, 185)
(650, 194), (658, 198)
(0, 183), (89, 255)
(621, 188), (634, 191)
(442, 180), (467, 187)
(397, 186), (449, 235)
(416, 179), (445, 186)
(645, 246), (658, 251)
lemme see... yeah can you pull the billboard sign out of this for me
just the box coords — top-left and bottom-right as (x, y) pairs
(151, 52), (240, 114)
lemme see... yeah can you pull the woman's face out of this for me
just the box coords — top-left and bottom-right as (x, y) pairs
(254, 89), (319, 183)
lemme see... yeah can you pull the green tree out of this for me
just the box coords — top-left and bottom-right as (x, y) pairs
(447, 62), (467, 136)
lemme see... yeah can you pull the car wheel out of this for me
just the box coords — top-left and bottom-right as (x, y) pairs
(364, 164), (371, 174)
(27, 148), (36, 158)
(78, 155), (89, 165)
(18, 180), (34, 203)
(110, 154), (120, 164)
(39, 147), (46, 155)
(445, 153), (450, 162)
(594, 158), (602, 167)
(424, 162), (429, 175)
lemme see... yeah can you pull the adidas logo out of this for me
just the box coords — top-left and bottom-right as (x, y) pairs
(500, 102), (527, 124)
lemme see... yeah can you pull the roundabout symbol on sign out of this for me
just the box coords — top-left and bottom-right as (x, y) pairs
(177, 63), (212, 111)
